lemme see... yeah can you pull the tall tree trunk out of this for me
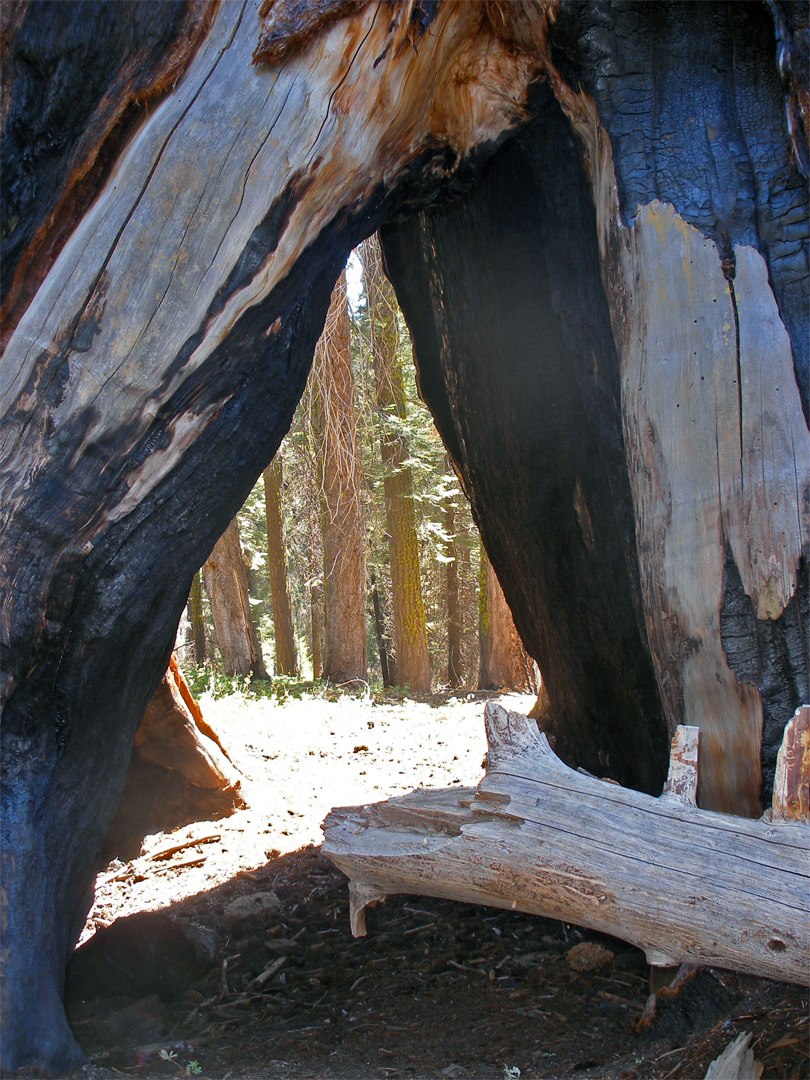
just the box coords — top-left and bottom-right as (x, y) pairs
(370, 568), (393, 688)
(188, 570), (206, 666)
(309, 579), (324, 681)
(204, 520), (268, 679)
(445, 474), (463, 688)
(263, 457), (298, 676)
(311, 271), (367, 683)
(479, 554), (540, 693)
(362, 234), (431, 694)
(478, 537), (491, 689)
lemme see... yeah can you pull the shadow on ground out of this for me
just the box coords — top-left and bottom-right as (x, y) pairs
(64, 846), (809, 1080)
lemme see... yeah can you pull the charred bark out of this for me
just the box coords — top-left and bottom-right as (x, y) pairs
(1, 1), (806, 1071)
(383, 89), (669, 792)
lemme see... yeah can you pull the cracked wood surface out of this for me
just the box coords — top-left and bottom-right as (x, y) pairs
(323, 704), (810, 985)
(544, 53), (810, 814)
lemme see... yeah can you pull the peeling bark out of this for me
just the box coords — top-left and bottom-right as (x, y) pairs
(1, 1), (807, 1070)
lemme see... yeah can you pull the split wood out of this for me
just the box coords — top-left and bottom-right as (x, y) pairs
(323, 703), (810, 985)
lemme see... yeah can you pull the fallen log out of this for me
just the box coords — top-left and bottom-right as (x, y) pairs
(322, 703), (810, 986)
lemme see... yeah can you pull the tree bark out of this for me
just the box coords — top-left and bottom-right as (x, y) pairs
(323, 703), (810, 986)
(309, 579), (324, 681)
(479, 556), (540, 693)
(370, 568), (393, 688)
(311, 271), (368, 683)
(204, 520), (268, 679)
(362, 234), (431, 693)
(1, 1), (806, 1070)
(102, 657), (242, 862)
(445, 480), (463, 688)
(380, 0), (808, 810)
(263, 457), (299, 676)
(188, 570), (206, 666)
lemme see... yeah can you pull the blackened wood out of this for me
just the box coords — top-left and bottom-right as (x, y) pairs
(382, 93), (669, 792)
(1, 4), (537, 1067)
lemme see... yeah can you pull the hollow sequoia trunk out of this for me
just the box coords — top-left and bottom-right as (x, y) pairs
(381, 0), (809, 811)
(0, 1), (807, 1071)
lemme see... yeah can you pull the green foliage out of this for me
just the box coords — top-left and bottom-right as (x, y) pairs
(184, 663), (312, 704)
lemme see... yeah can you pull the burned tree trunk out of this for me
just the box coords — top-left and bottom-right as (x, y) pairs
(381, 1), (809, 812)
(1, 0), (806, 1071)
(1, 5), (535, 1067)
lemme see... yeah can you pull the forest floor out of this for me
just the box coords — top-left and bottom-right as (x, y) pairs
(63, 687), (808, 1080)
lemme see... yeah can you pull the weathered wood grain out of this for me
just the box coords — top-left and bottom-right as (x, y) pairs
(771, 705), (810, 822)
(323, 704), (810, 985)
(0, 5), (547, 1069)
(544, 60), (810, 816)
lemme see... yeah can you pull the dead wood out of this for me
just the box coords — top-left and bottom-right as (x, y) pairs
(323, 703), (810, 986)
(101, 659), (243, 861)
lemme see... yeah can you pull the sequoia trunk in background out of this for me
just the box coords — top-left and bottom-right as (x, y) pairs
(311, 272), (368, 683)
(204, 520), (268, 679)
(1, 1), (807, 1071)
(479, 555), (540, 694)
(362, 234), (431, 694)
(263, 457), (299, 676)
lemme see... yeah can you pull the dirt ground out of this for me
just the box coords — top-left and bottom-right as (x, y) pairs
(59, 689), (807, 1080)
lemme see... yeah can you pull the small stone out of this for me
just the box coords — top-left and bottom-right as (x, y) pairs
(222, 891), (281, 930)
(566, 941), (614, 972)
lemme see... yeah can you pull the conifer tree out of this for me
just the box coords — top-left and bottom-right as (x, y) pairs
(361, 234), (430, 693)
(204, 519), (268, 679)
(263, 456), (299, 675)
(479, 548), (539, 693)
(310, 270), (368, 682)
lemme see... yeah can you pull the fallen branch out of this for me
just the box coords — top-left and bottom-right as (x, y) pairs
(150, 835), (221, 861)
(323, 704), (810, 985)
